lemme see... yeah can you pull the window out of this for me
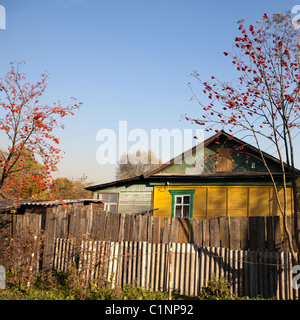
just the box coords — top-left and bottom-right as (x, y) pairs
(175, 195), (191, 218)
(169, 190), (195, 218)
(98, 193), (119, 212)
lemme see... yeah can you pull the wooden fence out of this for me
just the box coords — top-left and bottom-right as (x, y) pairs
(1, 206), (298, 250)
(53, 238), (300, 300)
(1, 205), (300, 272)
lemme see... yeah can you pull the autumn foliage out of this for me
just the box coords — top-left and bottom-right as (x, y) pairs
(187, 12), (300, 257)
(187, 12), (300, 136)
(0, 62), (81, 199)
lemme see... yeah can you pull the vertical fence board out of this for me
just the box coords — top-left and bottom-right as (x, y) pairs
(230, 217), (241, 250)
(274, 216), (282, 251)
(43, 208), (57, 270)
(104, 214), (112, 241)
(140, 216), (148, 242)
(266, 216), (274, 251)
(123, 215), (130, 241)
(111, 215), (120, 242)
(153, 218), (161, 244)
(240, 217), (248, 250)
(282, 216), (291, 252)
(257, 217), (266, 251)
(219, 217), (229, 248)
(118, 213), (125, 242)
(202, 220), (209, 247)
(249, 251), (258, 298)
(169, 218), (179, 243)
(249, 217), (258, 251)
(179, 244), (185, 295)
(128, 215), (135, 242)
(134, 216), (141, 242)
(97, 211), (107, 241)
(178, 218), (190, 244)
(191, 219), (202, 247)
(147, 217), (152, 243)
(209, 218), (220, 248)
(162, 218), (170, 244)
(199, 247), (204, 293)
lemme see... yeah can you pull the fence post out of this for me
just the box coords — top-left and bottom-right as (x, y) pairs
(26, 234), (38, 292)
(168, 243), (173, 300)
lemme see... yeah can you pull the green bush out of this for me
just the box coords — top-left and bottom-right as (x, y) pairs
(198, 275), (232, 300)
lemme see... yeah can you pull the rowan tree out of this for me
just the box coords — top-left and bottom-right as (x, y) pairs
(0, 61), (81, 200)
(0, 148), (48, 199)
(186, 12), (300, 261)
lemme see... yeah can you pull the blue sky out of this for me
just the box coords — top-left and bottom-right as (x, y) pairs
(0, 0), (299, 184)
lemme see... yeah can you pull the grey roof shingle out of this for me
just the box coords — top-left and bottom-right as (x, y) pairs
(0, 199), (102, 213)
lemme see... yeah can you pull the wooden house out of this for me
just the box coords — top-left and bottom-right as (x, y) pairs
(86, 131), (299, 220)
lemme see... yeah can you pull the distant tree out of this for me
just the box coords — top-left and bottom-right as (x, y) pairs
(50, 175), (93, 199)
(115, 149), (162, 180)
(0, 61), (81, 199)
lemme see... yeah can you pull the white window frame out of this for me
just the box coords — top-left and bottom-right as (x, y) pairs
(98, 193), (119, 212)
(174, 194), (191, 218)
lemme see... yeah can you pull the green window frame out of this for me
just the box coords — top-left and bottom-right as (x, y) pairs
(169, 190), (195, 218)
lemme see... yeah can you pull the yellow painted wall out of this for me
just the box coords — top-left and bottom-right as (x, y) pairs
(153, 185), (293, 220)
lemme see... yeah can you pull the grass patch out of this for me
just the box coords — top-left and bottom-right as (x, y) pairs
(0, 269), (269, 300)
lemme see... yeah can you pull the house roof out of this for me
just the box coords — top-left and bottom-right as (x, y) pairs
(0, 199), (103, 213)
(86, 130), (300, 191)
(143, 130), (300, 177)
(85, 175), (145, 191)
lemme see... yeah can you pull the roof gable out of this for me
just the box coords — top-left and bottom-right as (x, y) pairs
(143, 130), (298, 177)
(86, 130), (300, 191)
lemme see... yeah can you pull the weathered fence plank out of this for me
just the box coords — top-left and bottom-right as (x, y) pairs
(178, 218), (190, 244)
(249, 217), (258, 251)
(240, 217), (248, 250)
(162, 218), (170, 244)
(111, 214), (120, 242)
(266, 216), (274, 251)
(153, 217), (160, 244)
(230, 217), (240, 250)
(169, 218), (179, 243)
(219, 217), (229, 248)
(282, 216), (291, 252)
(147, 216), (152, 243)
(43, 208), (57, 270)
(134, 216), (141, 242)
(202, 219), (209, 247)
(209, 217), (220, 248)
(257, 217), (266, 251)
(274, 216), (282, 251)
(140, 216), (148, 242)
(191, 219), (201, 246)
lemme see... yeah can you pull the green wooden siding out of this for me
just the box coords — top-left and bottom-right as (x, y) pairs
(93, 183), (153, 215)
(162, 135), (282, 174)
